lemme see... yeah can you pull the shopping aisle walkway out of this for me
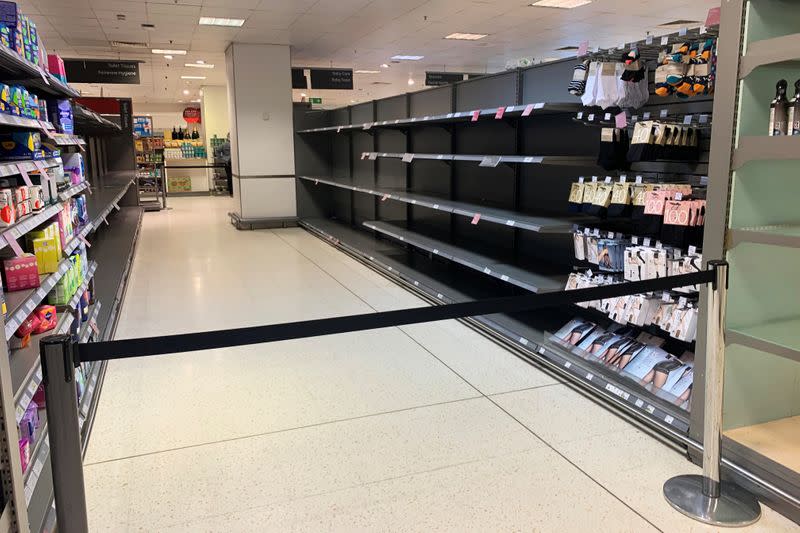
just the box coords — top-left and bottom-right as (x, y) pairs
(84, 197), (797, 532)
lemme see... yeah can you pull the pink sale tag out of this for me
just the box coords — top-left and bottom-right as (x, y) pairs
(381, 194), (389, 201)
(471, 213), (481, 225)
(705, 7), (720, 27)
(615, 112), (627, 129)
(522, 104), (535, 117)
(78, 235), (92, 248)
(577, 41), (589, 57)
(495, 107), (505, 120)
(471, 110), (480, 122)
(15, 165), (33, 186)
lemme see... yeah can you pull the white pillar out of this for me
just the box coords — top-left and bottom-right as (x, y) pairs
(225, 43), (296, 220)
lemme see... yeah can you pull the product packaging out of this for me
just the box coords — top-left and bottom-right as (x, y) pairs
(18, 438), (29, 473)
(18, 400), (38, 442)
(0, 131), (42, 160)
(32, 304), (55, 333)
(46, 53), (66, 83)
(0, 188), (14, 226)
(47, 99), (73, 134)
(14, 312), (40, 338)
(3, 254), (38, 290)
(62, 152), (84, 184)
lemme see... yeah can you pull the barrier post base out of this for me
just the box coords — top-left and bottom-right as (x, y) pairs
(664, 474), (761, 527)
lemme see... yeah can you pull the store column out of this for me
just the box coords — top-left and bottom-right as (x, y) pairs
(225, 43), (295, 221)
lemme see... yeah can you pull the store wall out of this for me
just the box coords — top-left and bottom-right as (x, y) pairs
(132, 103), (186, 134)
(201, 85), (229, 156)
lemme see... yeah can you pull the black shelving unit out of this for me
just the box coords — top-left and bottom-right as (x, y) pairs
(294, 45), (716, 449)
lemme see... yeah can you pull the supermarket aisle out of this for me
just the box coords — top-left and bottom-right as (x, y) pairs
(83, 197), (796, 532)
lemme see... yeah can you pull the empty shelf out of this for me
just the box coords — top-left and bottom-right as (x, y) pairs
(728, 225), (800, 249)
(363, 220), (566, 293)
(299, 176), (577, 233)
(297, 102), (582, 133)
(726, 317), (800, 363)
(725, 416), (800, 474)
(733, 136), (800, 169)
(741, 33), (800, 78)
(361, 152), (595, 167)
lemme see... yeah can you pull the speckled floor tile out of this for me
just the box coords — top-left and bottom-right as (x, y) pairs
(86, 397), (542, 531)
(85, 397), (657, 533)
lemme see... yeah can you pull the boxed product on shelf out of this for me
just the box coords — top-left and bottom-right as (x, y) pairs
(0, 131), (42, 160)
(47, 99), (73, 134)
(0, 188), (14, 226)
(62, 152), (84, 184)
(2, 254), (38, 290)
(29, 184), (42, 211)
(18, 400), (38, 442)
(32, 304), (55, 333)
(30, 234), (58, 273)
(47, 53), (66, 83)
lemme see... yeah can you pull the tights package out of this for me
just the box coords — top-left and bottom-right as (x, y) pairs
(627, 121), (701, 162)
(573, 50), (649, 110)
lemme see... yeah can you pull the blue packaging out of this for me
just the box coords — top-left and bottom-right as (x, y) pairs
(0, 131), (42, 160)
(47, 99), (73, 134)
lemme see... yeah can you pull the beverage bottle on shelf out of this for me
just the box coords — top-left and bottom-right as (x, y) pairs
(769, 79), (789, 136)
(790, 79), (800, 136)
(192, 127), (199, 139)
(171, 126), (177, 140)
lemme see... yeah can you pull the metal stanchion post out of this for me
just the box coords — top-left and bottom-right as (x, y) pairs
(663, 260), (761, 526)
(40, 334), (89, 533)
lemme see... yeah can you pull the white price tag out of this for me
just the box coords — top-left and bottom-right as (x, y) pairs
(578, 177), (585, 184)
(604, 113), (611, 121)
(643, 237), (652, 247)
(401, 153), (414, 163)
(483, 267), (492, 274)
(646, 35), (653, 45)
(506, 220), (515, 226)
(665, 415), (675, 424)
(586, 373), (594, 381)
(660, 109), (669, 118)
(604, 176), (612, 183)
(683, 115), (693, 125)
(646, 404), (656, 414)
(688, 245), (697, 255)
(635, 399), (644, 408)
(635, 175), (643, 184)
(643, 112), (651, 120)
(500, 275), (509, 281)
(519, 337), (529, 346)
(699, 114), (709, 124)
(661, 35), (669, 45)
(679, 27), (687, 36)
(591, 176), (598, 182)
(587, 114), (595, 121)
(577, 112), (584, 120)
(564, 361), (572, 369)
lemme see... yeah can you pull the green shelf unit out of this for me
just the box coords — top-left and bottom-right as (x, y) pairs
(698, 0), (800, 520)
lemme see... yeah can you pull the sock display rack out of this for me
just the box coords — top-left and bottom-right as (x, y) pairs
(295, 27), (720, 469)
(698, 0), (800, 521)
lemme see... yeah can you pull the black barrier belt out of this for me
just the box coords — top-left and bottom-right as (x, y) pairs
(164, 165), (227, 169)
(76, 270), (714, 362)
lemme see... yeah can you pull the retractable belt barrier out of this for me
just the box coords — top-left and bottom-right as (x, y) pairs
(39, 261), (765, 533)
(75, 269), (714, 363)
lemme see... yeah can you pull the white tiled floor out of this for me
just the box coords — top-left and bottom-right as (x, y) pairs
(84, 197), (799, 532)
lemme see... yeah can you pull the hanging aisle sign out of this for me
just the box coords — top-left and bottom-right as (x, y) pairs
(309, 68), (354, 90)
(291, 68), (307, 89)
(63, 59), (141, 84)
(425, 72), (485, 87)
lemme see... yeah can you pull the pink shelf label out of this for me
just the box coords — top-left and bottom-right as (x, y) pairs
(16, 165), (33, 186)
(78, 235), (92, 248)
(577, 40), (589, 56)
(522, 104), (535, 117)
(6, 236), (23, 256)
(471, 110), (480, 122)
(495, 107), (505, 120)
(471, 213), (481, 225)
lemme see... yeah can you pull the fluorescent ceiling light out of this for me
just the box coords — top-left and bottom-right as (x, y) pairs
(407, 77), (415, 86)
(182, 89), (190, 95)
(355, 70), (381, 74)
(445, 33), (488, 41)
(164, 55), (173, 60)
(380, 63), (390, 68)
(391, 55), (424, 61)
(529, 0), (592, 8)
(191, 99), (201, 102)
(184, 63), (214, 69)
(152, 49), (187, 55)
(199, 17), (245, 27)
(181, 75), (206, 80)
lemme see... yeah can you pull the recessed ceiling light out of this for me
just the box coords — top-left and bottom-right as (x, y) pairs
(529, 0), (592, 8)
(380, 63), (390, 68)
(182, 89), (190, 95)
(199, 17), (245, 27)
(355, 70), (381, 74)
(181, 75), (206, 80)
(407, 77), (415, 86)
(111, 41), (148, 49)
(164, 55), (173, 60)
(300, 92), (307, 97)
(153, 49), (187, 55)
(184, 63), (214, 69)
(444, 33), (488, 41)
(191, 98), (201, 103)
(391, 55), (424, 61)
